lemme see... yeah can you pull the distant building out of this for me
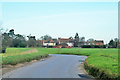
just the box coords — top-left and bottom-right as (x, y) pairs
(43, 40), (56, 47)
(94, 40), (104, 46)
(78, 40), (104, 48)
(58, 38), (74, 47)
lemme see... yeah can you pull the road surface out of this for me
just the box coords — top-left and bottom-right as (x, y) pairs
(3, 54), (93, 79)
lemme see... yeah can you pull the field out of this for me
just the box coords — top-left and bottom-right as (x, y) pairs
(1, 48), (118, 79)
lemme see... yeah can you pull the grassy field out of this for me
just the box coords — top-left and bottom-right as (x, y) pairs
(1, 48), (118, 79)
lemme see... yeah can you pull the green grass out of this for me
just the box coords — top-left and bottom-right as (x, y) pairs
(84, 52), (118, 79)
(2, 48), (48, 65)
(3, 48), (30, 56)
(1, 48), (118, 79)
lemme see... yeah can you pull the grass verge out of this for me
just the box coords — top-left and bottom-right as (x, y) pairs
(2, 48), (48, 66)
(84, 53), (118, 80)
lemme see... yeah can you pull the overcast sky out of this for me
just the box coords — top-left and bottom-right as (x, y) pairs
(1, 1), (118, 43)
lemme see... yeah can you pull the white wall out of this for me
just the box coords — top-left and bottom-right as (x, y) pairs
(67, 43), (73, 47)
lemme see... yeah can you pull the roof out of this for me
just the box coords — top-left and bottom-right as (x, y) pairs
(95, 40), (104, 43)
(43, 40), (55, 43)
(58, 38), (73, 41)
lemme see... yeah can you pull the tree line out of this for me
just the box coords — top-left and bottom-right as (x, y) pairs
(0, 29), (119, 53)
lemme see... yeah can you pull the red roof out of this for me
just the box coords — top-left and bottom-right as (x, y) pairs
(58, 38), (73, 41)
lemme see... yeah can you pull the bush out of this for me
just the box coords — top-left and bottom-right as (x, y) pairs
(81, 45), (106, 48)
(81, 45), (91, 48)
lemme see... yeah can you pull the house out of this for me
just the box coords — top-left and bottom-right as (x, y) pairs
(43, 39), (56, 47)
(94, 40), (104, 46)
(83, 40), (104, 46)
(58, 38), (74, 47)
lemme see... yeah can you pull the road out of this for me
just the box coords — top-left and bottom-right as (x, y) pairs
(3, 54), (93, 79)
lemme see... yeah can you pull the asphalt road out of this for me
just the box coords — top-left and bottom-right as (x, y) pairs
(3, 54), (93, 79)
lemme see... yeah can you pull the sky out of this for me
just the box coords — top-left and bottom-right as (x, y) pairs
(0, 1), (118, 44)
(0, 0), (119, 2)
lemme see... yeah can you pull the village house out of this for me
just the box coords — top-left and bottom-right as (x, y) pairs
(78, 40), (104, 47)
(37, 39), (57, 47)
(94, 40), (104, 46)
(58, 38), (74, 47)
(43, 39), (56, 47)
(37, 38), (104, 48)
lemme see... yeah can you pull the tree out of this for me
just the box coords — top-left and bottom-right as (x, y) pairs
(79, 37), (85, 42)
(87, 38), (95, 48)
(0, 28), (10, 53)
(7, 29), (15, 47)
(27, 35), (37, 47)
(114, 38), (118, 48)
(12, 34), (27, 47)
(1, 33), (9, 53)
(8, 29), (15, 37)
(40, 35), (52, 40)
(74, 33), (79, 47)
(0, 28), (9, 53)
(87, 38), (94, 42)
(69, 36), (73, 39)
(108, 39), (116, 48)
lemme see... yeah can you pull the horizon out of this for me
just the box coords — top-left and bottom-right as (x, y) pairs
(1, 2), (118, 44)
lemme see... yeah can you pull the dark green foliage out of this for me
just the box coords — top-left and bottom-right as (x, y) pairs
(81, 45), (91, 48)
(1, 29), (27, 53)
(74, 33), (79, 47)
(40, 35), (52, 40)
(27, 35), (37, 47)
(108, 38), (119, 48)
(81, 45), (106, 48)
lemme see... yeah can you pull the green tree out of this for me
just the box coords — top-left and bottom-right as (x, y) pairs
(27, 35), (37, 47)
(40, 35), (52, 40)
(108, 39), (116, 48)
(69, 36), (73, 39)
(12, 34), (27, 47)
(87, 38), (95, 48)
(114, 38), (118, 48)
(0, 28), (11, 53)
(79, 37), (85, 42)
(74, 33), (79, 47)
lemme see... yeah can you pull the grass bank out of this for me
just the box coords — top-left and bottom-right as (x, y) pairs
(84, 53), (118, 80)
(2, 48), (48, 66)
